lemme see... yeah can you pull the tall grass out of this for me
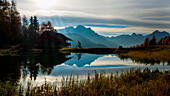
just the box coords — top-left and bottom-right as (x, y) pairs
(119, 45), (170, 65)
(0, 68), (169, 96)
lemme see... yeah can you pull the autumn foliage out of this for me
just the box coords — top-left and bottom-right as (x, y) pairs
(0, 0), (23, 47)
(137, 35), (169, 48)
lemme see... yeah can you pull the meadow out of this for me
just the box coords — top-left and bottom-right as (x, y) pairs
(0, 68), (169, 96)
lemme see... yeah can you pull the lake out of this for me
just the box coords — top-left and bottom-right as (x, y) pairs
(0, 50), (169, 86)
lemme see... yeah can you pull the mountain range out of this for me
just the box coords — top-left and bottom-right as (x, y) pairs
(58, 25), (118, 48)
(108, 30), (170, 47)
(57, 25), (170, 48)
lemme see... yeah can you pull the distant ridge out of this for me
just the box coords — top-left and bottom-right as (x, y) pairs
(109, 30), (170, 47)
(57, 25), (170, 48)
(146, 30), (170, 40)
(58, 25), (119, 48)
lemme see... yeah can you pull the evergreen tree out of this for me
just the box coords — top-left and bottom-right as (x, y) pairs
(29, 16), (33, 30)
(22, 15), (28, 27)
(149, 35), (156, 46)
(0, 0), (23, 47)
(47, 21), (54, 30)
(27, 16), (39, 44)
(40, 21), (54, 32)
(162, 36), (170, 45)
(0, 0), (10, 45)
(29, 16), (39, 32)
(142, 37), (149, 47)
(22, 15), (29, 40)
(40, 22), (47, 32)
(33, 16), (39, 32)
(10, 0), (23, 44)
(157, 38), (162, 45)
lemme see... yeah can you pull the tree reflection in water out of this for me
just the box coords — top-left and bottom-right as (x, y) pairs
(0, 49), (71, 83)
(118, 55), (169, 65)
(0, 56), (22, 83)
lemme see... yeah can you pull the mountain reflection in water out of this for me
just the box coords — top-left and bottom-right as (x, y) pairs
(0, 50), (169, 84)
(0, 49), (71, 83)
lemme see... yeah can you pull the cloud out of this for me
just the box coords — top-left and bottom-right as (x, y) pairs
(14, 0), (170, 34)
(17, 0), (170, 19)
(143, 17), (170, 21)
(37, 16), (170, 29)
(84, 24), (128, 28)
(85, 26), (170, 35)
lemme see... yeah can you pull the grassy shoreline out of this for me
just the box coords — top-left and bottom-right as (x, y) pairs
(0, 68), (169, 96)
(60, 47), (117, 54)
(60, 45), (170, 64)
(0, 45), (169, 95)
(118, 45), (170, 64)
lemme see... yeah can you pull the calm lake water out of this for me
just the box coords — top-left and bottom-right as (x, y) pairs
(0, 50), (169, 86)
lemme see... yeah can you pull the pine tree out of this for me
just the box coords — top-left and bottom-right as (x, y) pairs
(27, 16), (39, 44)
(0, 0), (23, 47)
(22, 15), (28, 27)
(40, 21), (54, 32)
(142, 37), (149, 47)
(47, 21), (54, 30)
(162, 36), (170, 45)
(28, 16), (34, 42)
(10, 0), (23, 44)
(29, 16), (33, 30)
(149, 35), (156, 46)
(33, 16), (39, 32)
(40, 22), (47, 32)
(22, 15), (29, 40)
(0, 0), (10, 45)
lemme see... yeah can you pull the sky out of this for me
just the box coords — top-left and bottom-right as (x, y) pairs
(13, 0), (170, 36)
